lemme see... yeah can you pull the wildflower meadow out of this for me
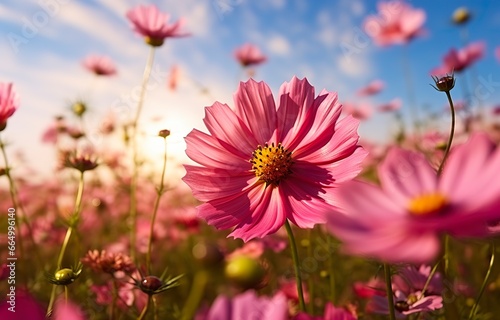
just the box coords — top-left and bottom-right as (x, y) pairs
(2, 1), (500, 319)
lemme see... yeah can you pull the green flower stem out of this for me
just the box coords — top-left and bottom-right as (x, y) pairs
(285, 220), (306, 312)
(327, 234), (336, 303)
(138, 295), (151, 320)
(437, 90), (456, 177)
(306, 230), (314, 314)
(46, 171), (85, 317)
(420, 260), (441, 298)
(384, 263), (396, 320)
(129, 46), (156, 262)
(181, 270), (209, 320)
(146, 137), (168, 273)
(468, 243), (495, 320)
(0, 136), (41, 263)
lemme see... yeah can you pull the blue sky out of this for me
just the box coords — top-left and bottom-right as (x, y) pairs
(1, 0), (500, 182)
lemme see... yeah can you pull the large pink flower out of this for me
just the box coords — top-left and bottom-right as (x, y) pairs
(431, 41), (485, 75)
(363, 1), (426, 46)
(126, 5), (189, 47)
(183, 77), (366, 241)
(326, 133), (500, 263)
(0, 82), (18, 131)
(234, 43), (267, 67)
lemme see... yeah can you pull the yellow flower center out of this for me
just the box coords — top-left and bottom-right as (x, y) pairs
(250, 142), (293, 186)
(408, 193), (448, 216)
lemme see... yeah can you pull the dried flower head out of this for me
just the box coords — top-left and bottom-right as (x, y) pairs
(158, 129), (171, 138)
(60, 149), (98, 172)
(82, 250), (136, 275)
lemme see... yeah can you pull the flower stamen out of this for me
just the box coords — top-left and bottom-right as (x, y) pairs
(250, 142), (293, 186)
(408, 193), (448, 216)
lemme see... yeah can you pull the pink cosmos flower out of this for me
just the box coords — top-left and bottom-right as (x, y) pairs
(326, 133), (500, 263)
(431, 41), (485, 75)
(377, 98), (401, 112)
(82, 55), (117, 76)
(356, 80), (384, 97)
(367, 290), (442, 317)
(0, 290), (45, 320)
(183, 77), (367, 241)
(294, 302), (357, 320)
(342, 102), (373, 120)
(0, 82), (18, 131)
(234, 43), (267, 67)
(200, 290), (288, 320)
(126, 4), (189, 47)
(363, 1), (426, 46)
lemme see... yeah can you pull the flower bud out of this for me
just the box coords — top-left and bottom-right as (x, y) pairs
(224, 256), (265, 289)
(452, 7), (471, 25)
(158, 129), (171, 138)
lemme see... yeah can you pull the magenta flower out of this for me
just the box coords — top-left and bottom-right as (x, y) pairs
(82, 55), (117, 76)
(363, 1), (426, 46)
(53, 298), (86, 320)
(431, 41), (485, 75)
(234, 43), (267, 67)
(0, 82), (18, 131)
(184, 77), (366, 241)
(201, 290), (288, 320)
(326, 133), (500, 263)
(126, 4), (189, 47)
(356, 80), (384, 97)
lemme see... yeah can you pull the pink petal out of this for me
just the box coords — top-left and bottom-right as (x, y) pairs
(295, 115), (361, 164)
(203, 102), (259, 156)
(230, 185), (287, 241)
(185, 129), (250, 170)
(378, 148), (437, 207)
(183, 165), (254, 202)
(291, 90), (343, 158)
(276, 77), (316, 146)
(233, 79), (277, 143)
(281, 179), (331, 227)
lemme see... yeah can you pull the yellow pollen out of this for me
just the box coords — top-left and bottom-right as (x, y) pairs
(408, 193), (448, 216)
(250, 142), (293, 186)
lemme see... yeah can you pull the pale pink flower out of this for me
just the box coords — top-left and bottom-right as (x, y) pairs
(184, 77), (367, 241)
(234, 43), (267, 67)
(377, 98), (401, 112)
(82, 55), (117, 76)
(356, 80), (384, 97)
(0, 82), (18, 131)
(342, 102), (373, 120)
(367, 290), (442, 317)
(126, 4), (189, 47)
(363, 1), (426, 46)
(200, 290), (288, 320)
(326, 133), (500, 263)
(393, 265), (443, 296)
(431, 41), (485, 75)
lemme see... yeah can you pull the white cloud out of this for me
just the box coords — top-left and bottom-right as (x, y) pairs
(266, 34), (290, 56)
